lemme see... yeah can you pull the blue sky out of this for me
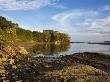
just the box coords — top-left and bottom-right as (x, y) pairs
(0, 0), (110, 42)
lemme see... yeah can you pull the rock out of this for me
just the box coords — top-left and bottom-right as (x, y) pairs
(12, 65), (17, 69)
(17, 47), (28, 55)
(3, 80), (10, 82)
(3, 46), (15, 54)
(16, 80), (22, 82)
(44, 64), (110, 82)
(0, 69), (5, 74)
(9, 59), (15, 64)
(0, 66), (5, 74)
(43, 63), (52, 68)
(2, 58), (7, 61)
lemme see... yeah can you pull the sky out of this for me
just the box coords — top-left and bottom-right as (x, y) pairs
(0, 0), (110, 42)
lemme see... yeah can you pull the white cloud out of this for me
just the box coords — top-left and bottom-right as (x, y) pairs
(52, 9), (99, 33)
(53, 4), (68, 9)
(52, 9), (98, 26)
(52, 9), (110, 37)
(101, 5), (110, 11)
(90, 17), (110, 28)
(0, 0), (58, 10)
(86, 16), (110, 35)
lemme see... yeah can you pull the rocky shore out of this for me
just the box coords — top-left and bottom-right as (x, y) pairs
(40, 52), (110, 82)
(0, 42), (110, 82)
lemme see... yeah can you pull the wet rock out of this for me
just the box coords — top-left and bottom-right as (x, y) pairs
(42, 63), (53, 68)
(44, 64), (110, 82)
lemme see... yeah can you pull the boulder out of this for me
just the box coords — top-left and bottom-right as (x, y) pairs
(17, 47), (28, 55)
(2, 46), (15, 55)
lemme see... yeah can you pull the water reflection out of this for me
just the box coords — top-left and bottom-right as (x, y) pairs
(29, 43), (110, 57)
(30, 43), (70, 56)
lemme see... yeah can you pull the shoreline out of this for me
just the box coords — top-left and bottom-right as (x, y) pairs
(35, 52), (110, 72)
(88, 42), (110, 45)
(1, 51), (110, 81)
(0, 41), (110, 81)
(17, 52), (110, 81)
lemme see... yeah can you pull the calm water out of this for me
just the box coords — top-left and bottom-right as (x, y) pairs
(31, 43), (110, 57)
(61, 43), (110, 56)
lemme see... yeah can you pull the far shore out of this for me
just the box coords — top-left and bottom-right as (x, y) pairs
(88, 42), (110, 45)
(70, 41), (110, 45)
(70, 42), (86, 43)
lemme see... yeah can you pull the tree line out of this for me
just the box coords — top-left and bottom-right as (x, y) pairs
(0, 16), (70, 43)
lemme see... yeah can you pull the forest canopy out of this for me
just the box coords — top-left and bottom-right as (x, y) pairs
(0, 16), (70, 42)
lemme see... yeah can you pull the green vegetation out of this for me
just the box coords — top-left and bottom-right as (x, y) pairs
(0, 16), (17, 41)
(0, 16), (70, 43)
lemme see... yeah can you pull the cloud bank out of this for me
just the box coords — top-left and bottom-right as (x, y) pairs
(101, 5), (110, 11)
(52, 9), (110, 36)
(0, 0), (58, 10)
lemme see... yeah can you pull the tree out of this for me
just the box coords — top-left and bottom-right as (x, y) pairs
(32, 31), (43, 42)
(0, 16), (71, 42)
(16, 28), (33, 41)
(43, 30), (53, 42)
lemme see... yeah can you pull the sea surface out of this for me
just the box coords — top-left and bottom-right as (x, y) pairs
(31, 43), (110, 58)
(61, 43), (110, 56)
